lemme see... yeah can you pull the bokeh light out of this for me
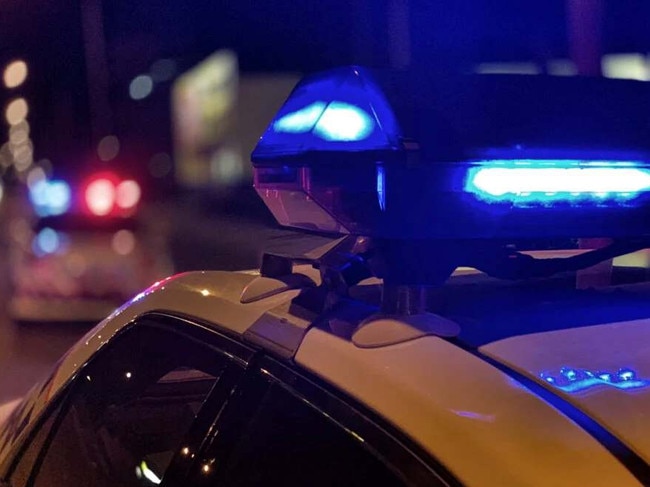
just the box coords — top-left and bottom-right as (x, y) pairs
(38, 158), (53, 177)
(5, 98), (29, 125)
(13, 144), (33, 171)
(112, 229), (136, 255)
(29, 179), (72, 216)
(9, 126), (29, 145)
(33, 227), (60, 255)
(150, 59), (177, 82)
(85, 178), (115, 216)
(149, 152), (172, 178)
(3, 60), (28, 89)
(129, 75), (154, 100)
(116, 180), (141, 209)
(97, 135), (120, 161)
(26, 166), (46, 187)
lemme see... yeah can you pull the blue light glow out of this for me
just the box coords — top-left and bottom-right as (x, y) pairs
(540, 367), (650, 394)
(29, 179), (71, 216)
(32, 227), (60, 255)
(465, 160), (650, 204)
(273, 102), (326, 134)
(273, 101), (375, 142)
(376, 164), (386, 211)
(254, 66), (400, 157)
(313, 102), (374, 141)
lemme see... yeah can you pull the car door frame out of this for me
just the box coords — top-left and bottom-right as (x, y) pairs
(184, 353), (461, 487)
(1, 311), (256, 487)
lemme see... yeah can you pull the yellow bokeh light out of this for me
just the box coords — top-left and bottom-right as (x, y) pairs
(5, 98), (29, 125)
(97, 135), (120, 161)
(3, 60), (28, 89)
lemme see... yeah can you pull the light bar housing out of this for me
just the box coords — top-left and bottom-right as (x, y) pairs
(252, 66), (650, 239)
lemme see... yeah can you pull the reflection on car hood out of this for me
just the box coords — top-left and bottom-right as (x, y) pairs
(481, 319), (650, 465)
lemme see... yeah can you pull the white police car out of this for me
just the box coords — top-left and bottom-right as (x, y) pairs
(2, 66), (650, 486)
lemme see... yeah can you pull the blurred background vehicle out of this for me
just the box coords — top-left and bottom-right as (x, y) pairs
(8, 164), (173, 322)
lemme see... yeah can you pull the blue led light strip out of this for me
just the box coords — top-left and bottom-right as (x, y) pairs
(465, 160), (650, 203)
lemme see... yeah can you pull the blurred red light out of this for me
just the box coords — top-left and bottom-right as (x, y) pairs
(116, 180), (141, 209)
(85, 178), (115, 216)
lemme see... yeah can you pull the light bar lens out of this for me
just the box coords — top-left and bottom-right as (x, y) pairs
(466, 160), (650, 203)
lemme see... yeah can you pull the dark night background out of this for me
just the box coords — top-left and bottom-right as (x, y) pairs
(3, 0), (650, 404)
(3, 1), (650, 198)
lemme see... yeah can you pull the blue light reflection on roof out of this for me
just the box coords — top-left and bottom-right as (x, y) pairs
(465, 160), (650, 204)
(541, 367), (650, 394)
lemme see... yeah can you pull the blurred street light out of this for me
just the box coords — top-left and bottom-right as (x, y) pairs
(5, 98), (29, 125)
(3, 60), (28, 89)
(129, 75), (153, 100)
(97, 135), (120, 161)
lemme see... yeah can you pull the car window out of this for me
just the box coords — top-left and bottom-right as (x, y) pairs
(207, 379), (408, 487)
(23, 321), (234, 487)
(6, 402), (61, 487)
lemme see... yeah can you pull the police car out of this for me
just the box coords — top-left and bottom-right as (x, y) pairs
(2, 66), (650, 486)
(9, 169), (173, 322)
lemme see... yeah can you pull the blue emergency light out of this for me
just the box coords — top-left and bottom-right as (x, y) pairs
(252, 66), (650, 240)
(466, 160), (650, 204)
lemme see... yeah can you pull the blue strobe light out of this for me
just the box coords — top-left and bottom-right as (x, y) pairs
(466, 160), (650, 204)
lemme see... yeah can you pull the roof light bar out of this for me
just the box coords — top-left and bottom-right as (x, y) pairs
(253, 66), (650, 239)
(466, 160), (650, 204)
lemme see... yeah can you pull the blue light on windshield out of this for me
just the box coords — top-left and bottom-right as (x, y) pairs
(466, 160), (650, 204)
(541, 367), (650, 394)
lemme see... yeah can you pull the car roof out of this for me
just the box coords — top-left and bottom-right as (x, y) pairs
(35, 267), (640, 487)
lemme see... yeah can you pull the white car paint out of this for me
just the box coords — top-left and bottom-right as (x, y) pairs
(482, 318), (650, 465)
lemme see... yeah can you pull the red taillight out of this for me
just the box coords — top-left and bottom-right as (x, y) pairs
(85, 178), (116, 216)
(116, 180), (141, 209)
(83, 174), (140, 216)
